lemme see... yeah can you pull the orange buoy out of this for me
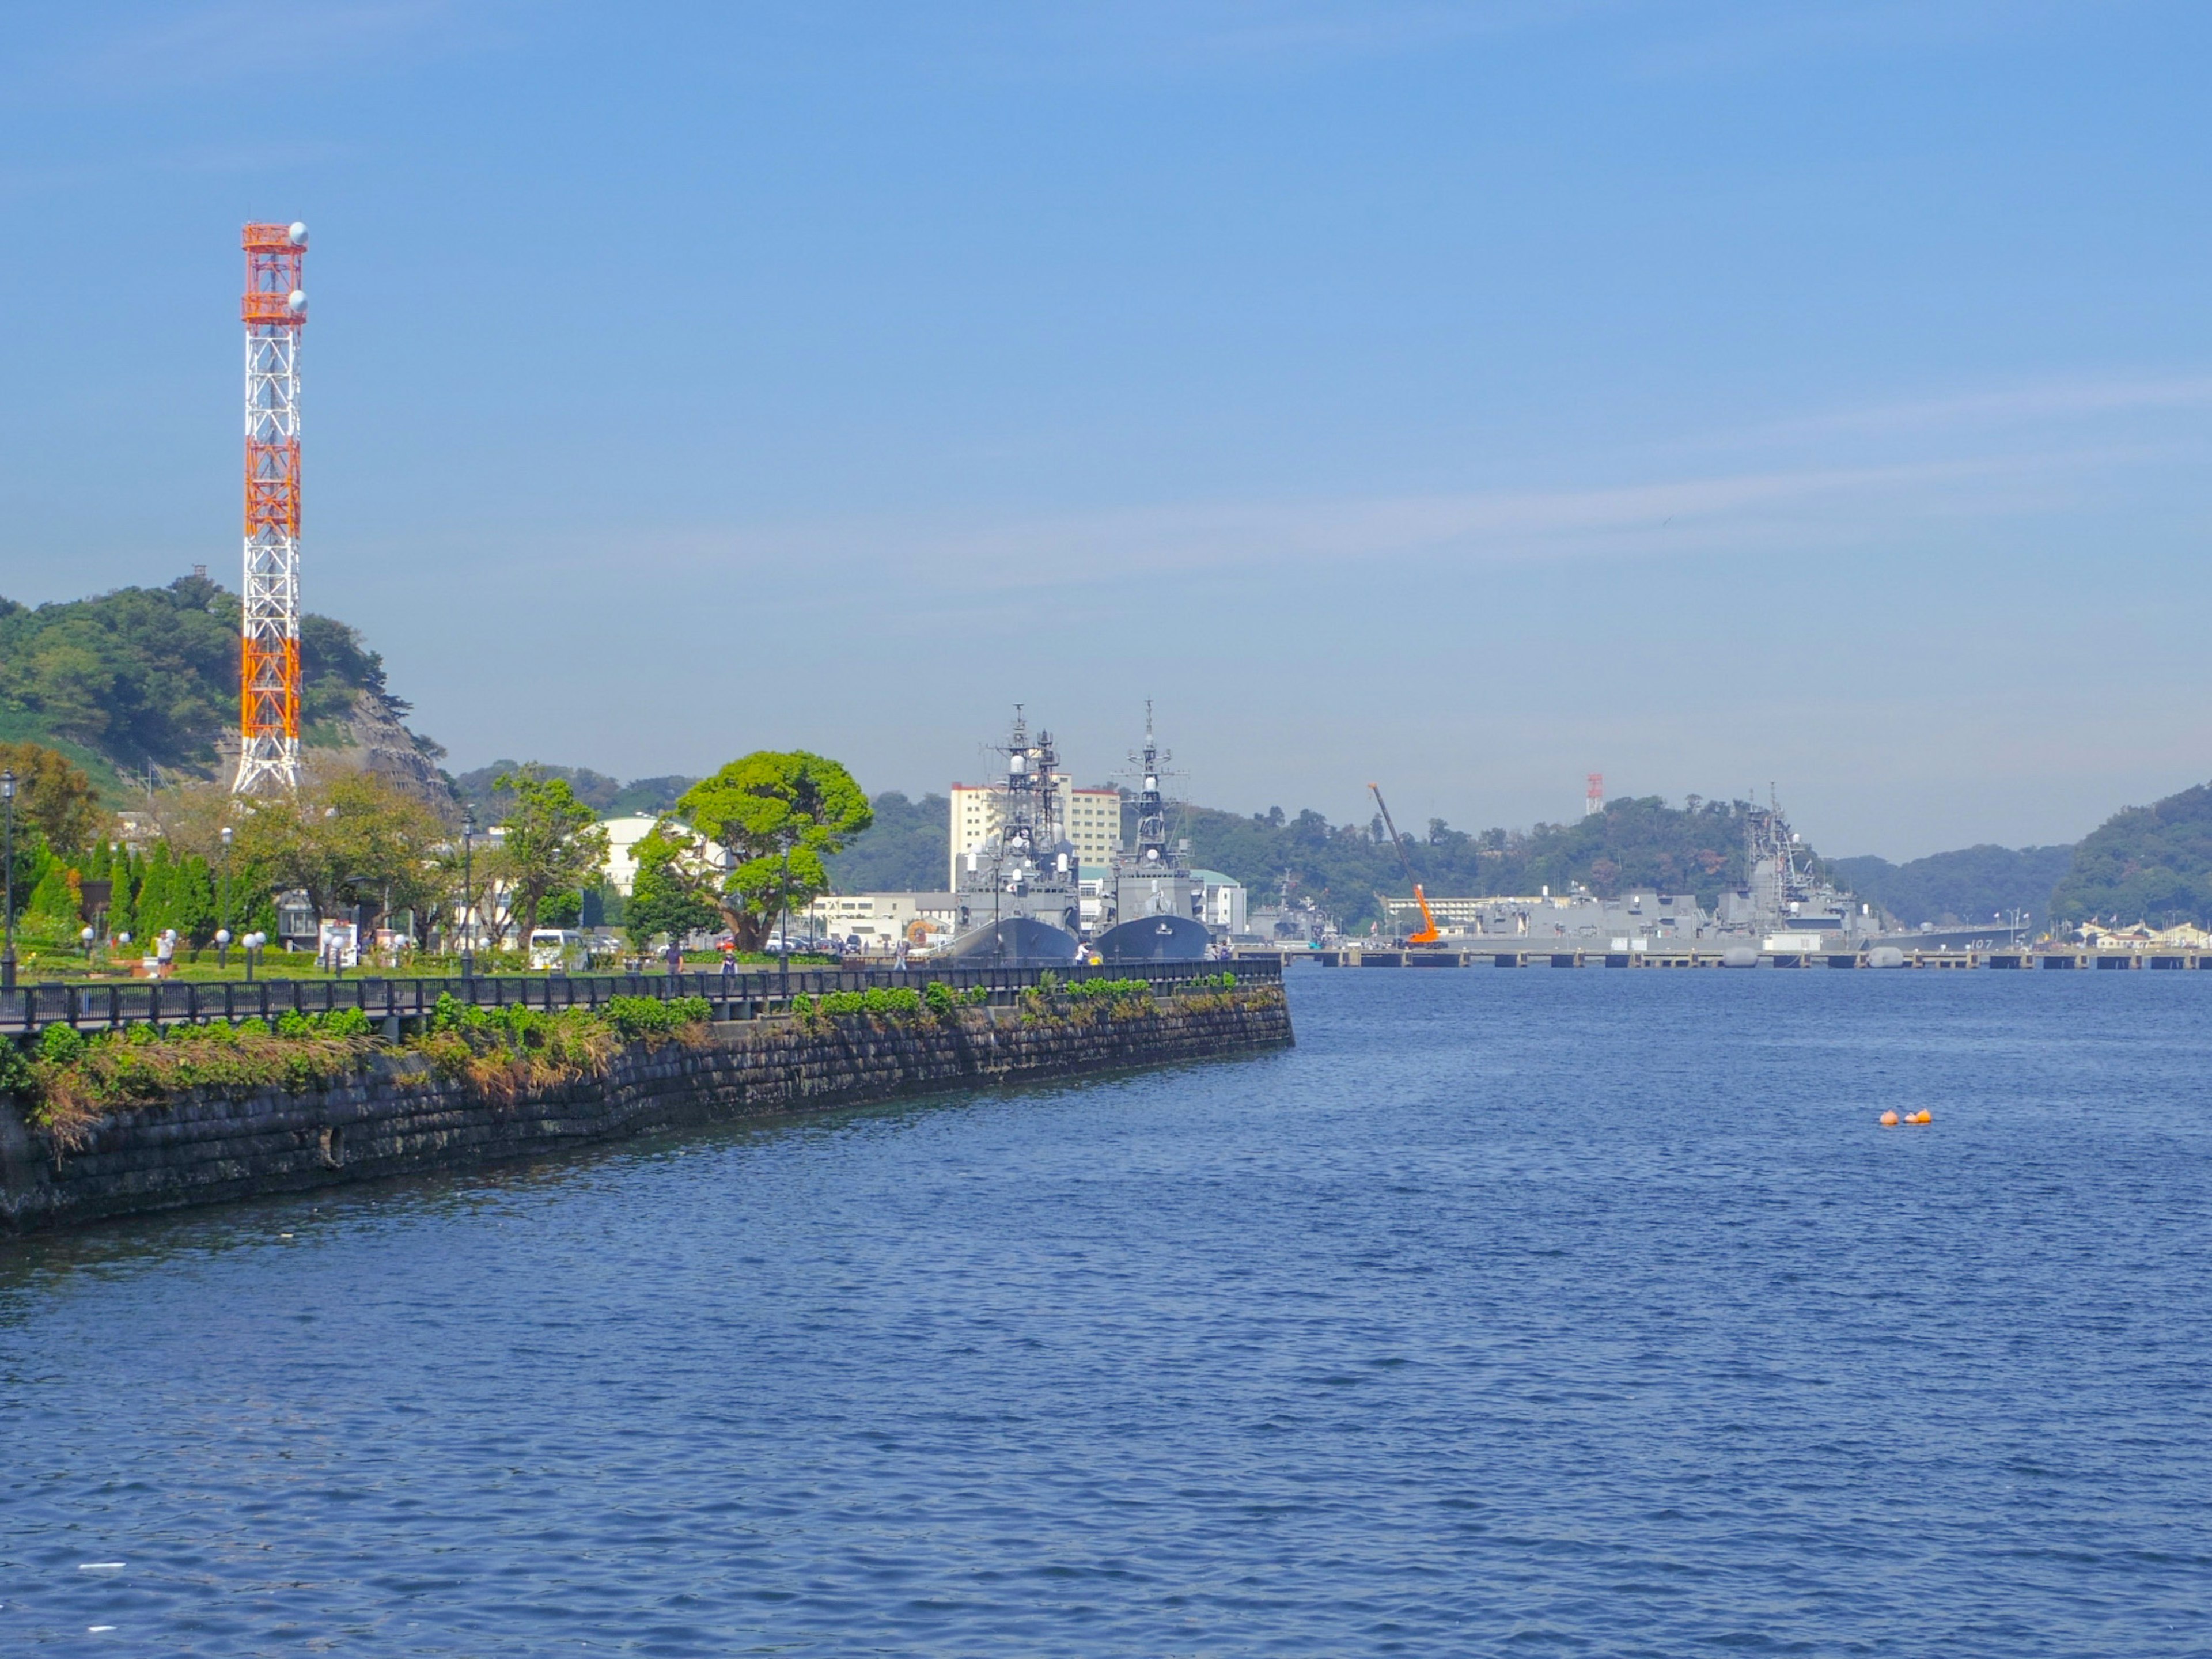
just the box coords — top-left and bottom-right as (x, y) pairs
(1915, 1109), (1933, 1124)
(1879, 1110), (1900, 1127)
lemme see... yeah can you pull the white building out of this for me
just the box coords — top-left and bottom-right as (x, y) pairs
(805, 891), (972, 953)
(1192, 869), (1247, 936)
(949, 778), (1120, 887)
(601, 814), (730, 896)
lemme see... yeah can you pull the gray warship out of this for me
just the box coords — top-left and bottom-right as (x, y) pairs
(945, 710), (1082, 965)
(1092, 707), (1211, 963)
(1419, 794), (1883, 951)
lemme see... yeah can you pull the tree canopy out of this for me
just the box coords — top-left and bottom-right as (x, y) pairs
(623, 824), (724, 950)
(823, 791), (952, 893)
(2047, 780), (2212, 929)
(0, 741), (100, 854)
(0, 574), (408, 783)
(1828, 844), (2075, 931)
(489, 766), (610, 942)
(228, 769), (453, 931)
(677, 751), (873, 948)
(1176, 793), (1781, 931)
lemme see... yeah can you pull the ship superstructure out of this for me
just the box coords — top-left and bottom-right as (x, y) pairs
(1094, 705), (1211, 961)
(946, 709), (1082, 963)
(1391, 790), (1880, 950)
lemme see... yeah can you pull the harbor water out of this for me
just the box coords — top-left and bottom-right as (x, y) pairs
(3, 969), (2208, 1654)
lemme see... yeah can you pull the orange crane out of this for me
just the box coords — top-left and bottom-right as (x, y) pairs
(1368, 782), (1441, 944)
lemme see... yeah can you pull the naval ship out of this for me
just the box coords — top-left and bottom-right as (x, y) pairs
(1092, 707), (1211, 963)
(944, 710), (1083, 965)
(1419, 794), (1883, 951)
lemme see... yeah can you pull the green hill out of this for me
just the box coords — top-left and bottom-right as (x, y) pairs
(1828, 844), (2075, 931)
(1177, 794), (1778, 929)
(0, 573), (422, 794)
(2048, 781), (2212, 928)
(823, 792), (952, 892)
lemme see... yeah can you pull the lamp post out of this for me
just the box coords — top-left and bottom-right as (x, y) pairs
(460, 808), (476, 980)
(1, 768), (15, 993)
(243, 930), (264, 982)
(778, 841), (791, 997)
(217, 824), (234, 969)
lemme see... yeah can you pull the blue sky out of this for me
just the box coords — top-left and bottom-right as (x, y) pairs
(3, 1), (2209, 857)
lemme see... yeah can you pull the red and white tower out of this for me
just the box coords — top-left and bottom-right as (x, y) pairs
(233, 221), (309, 796)
(1585, 772), (1604, 816)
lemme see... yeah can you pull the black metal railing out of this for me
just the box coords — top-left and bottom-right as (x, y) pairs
(0, 957), (1275, 1039)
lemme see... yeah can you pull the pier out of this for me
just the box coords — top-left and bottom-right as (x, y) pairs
(1235, 947), (2209, 972)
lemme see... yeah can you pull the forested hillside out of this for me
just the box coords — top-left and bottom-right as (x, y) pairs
(2047, 781), (2212, 927)
(1179, 794), (1781, 930)
(0, 574), (434, 793)
(1827, 845), (2075, 930)
(824, 793), (952, 892)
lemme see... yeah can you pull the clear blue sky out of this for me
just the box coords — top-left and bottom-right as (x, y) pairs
(3, 2), (2209, 858)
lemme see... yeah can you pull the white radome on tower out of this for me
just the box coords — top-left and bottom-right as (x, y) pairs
(288, 222), (309, 244)
(286, 290), (308, 312)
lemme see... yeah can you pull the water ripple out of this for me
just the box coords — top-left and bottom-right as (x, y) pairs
(2, 969), (2210, 1653)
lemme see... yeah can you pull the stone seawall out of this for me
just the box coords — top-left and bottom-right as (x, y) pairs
(0, 988), (1291, 1234)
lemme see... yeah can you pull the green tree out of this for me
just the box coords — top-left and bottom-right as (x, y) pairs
(624, 825), (722, 951)
(0, 741), (100, 853)
(489, 766), (611, 945)
(2048, 780), (2212, 929)
(677, 752), (873, 949)
(28, 858), (80, 923)
(109, 850), (138, 940)
(169, 853), (217, 944)
(231, 769), (450, 930)
(137, 842), (176, 937)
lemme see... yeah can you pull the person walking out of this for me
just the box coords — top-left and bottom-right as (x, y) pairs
(156, 929), (176, 978)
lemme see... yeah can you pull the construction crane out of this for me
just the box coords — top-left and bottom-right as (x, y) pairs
(1368, 782), (1441, 944)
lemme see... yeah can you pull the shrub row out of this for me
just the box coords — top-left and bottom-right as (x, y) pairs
(1, 993), (717, 1136)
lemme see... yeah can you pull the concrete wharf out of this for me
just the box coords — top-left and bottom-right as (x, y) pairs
(1235, 947), (2211, 972)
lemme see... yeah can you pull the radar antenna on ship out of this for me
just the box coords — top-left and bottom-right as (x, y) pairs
(1120, 700), (1181, 864)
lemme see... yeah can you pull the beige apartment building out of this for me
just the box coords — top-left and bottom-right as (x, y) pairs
(949, 778), (1122, 887)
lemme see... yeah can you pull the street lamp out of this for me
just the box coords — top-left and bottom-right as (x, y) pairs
(460, 808), (476, 980)
(243, 930), (266, 982)
(217, 824), (234, 969)
(1, 768), (15, 992)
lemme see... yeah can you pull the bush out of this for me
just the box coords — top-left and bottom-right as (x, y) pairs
(275, 1009), (315, 1040)
(794, 987), (926, 1021)
(604, 994), (711, 1042)
(1063, 977), (1153, 1001)
(37, 1024), (86, 1065)
(0, 1038), (34, 1101)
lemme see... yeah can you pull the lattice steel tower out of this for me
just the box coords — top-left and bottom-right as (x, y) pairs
(233, 221), (309, 796)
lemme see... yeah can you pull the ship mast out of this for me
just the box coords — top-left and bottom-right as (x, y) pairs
(1127, 700), (1173, 863)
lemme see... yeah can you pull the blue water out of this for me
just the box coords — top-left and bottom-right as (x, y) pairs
(2, 968), (2209, 1655)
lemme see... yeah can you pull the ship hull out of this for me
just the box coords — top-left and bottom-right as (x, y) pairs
(945, 915), (1081, 965)
(1092, 914), (1211, 963)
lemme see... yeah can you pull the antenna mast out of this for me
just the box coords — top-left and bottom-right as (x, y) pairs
(233, 221), (309, 796)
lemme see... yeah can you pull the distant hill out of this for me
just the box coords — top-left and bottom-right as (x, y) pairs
(0, 573), (447, 803)
(824, 792), (952, 892)
(1828, 844), (2075, 931)
(1175, 794), (1789, 930)
(2047, 780), (2212, 928)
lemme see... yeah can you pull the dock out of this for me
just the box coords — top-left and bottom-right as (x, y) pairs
(1234, 948), (2212, 972)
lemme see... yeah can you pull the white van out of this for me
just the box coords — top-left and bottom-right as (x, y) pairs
(528, 929), (586, 971)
